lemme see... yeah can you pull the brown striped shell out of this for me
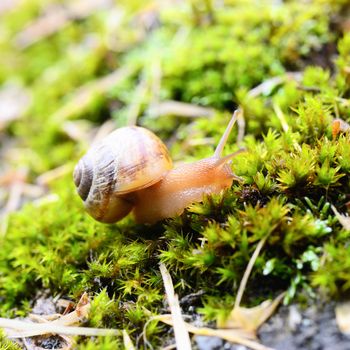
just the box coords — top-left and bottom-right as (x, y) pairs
(73, 126), (173, 223)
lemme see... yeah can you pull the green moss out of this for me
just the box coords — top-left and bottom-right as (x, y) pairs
(313, 243), (350, 296)
(0, 331), (21, 350)
(76, 336), (124, 350)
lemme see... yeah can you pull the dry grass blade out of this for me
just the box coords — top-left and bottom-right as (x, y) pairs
(161, 344), (177, 350)
(155, 315), (274, 350)
(15, 0), (113, 48)
(51, 293), (90, 327)
(91, 120), (119, 145)
(61, 120), (95, 144)
(0, 168), (28, 237)
(149, 59), (162, 110)
(248, 72), (302, 98)
(1, 293), (120, 339)
(36, 164), (72, 186)
(0, 84), (30, 131)
(126, 76), (149, 126)
(331, 205), (350, 231)
(234, 236), (268, 310)
(1, 318), (120, 338)
(62, 119), (117, 146)
(148, 100), (215, 118)
(236, 107), (245, 145)
(51, 66), (135, 122)
(223, 293), (285, 333)
(335, 301), (350, 334)
(123, 329), (136, 350)
(219, 235), (284, 334)
(159, 263), (192, 350)
(272, 103), (289, 133)
(0, 0), (19, 14)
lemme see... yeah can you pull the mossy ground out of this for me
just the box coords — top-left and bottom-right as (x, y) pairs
(0, 0), (350, 348)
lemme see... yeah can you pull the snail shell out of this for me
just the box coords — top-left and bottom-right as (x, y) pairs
(73, 126), (173, 223)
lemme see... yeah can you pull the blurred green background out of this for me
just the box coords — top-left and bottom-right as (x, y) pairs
(1, 0), (348, 176)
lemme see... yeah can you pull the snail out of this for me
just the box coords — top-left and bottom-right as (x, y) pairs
(73, 109), (243, 224)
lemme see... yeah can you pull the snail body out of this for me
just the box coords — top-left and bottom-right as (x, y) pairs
(74, 110), (242, 224)
(133, 156), (235, 223)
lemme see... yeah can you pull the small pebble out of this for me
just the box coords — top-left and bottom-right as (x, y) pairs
(195, 335), (224, 350)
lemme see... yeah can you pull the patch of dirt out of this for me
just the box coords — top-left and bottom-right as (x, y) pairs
(258, 303), (350, 350)
(194, 302), (350, 350)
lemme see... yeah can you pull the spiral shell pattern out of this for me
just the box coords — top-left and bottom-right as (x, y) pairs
(73, 126), (173, 223)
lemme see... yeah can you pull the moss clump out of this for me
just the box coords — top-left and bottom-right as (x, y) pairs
(1, 0), (350, 348)
(0, 330), (22, 350)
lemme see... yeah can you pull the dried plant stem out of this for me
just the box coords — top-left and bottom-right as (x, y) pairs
(51, 66), (135, 122)
(123, 329), (136, 350)
(0, 317), (121, 338)
(272, 103), (289, 132)
(236, 107), (245, 145)
(234, 236), (268, 309)
(331, 205), (350, 231)
(126, 76), (148, 126)
(15, 0), (112, 48)
(159, 263), (192, 350)
(155, 315), (274, 350)
(148, 100), (215, 118)
(36, 164), (72, 186)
